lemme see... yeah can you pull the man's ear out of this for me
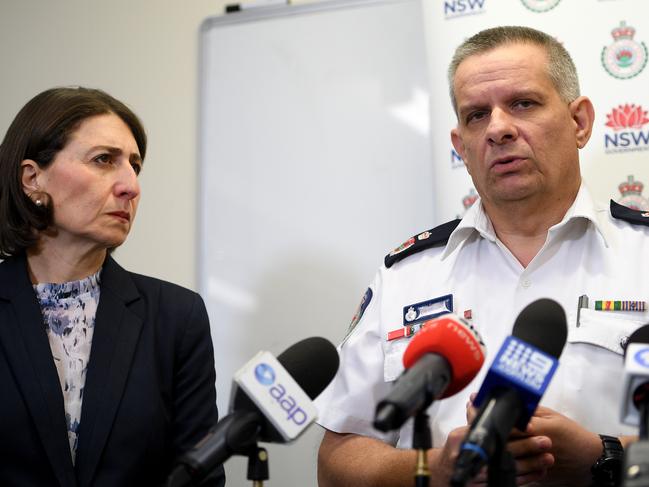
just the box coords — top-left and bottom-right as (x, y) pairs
(451, 128), (470, 174)
(20, 159), (41, 195)
(570, 96), (595, 149)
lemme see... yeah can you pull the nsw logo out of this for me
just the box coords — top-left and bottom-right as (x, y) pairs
(444, 0), (486, 19)
(604, 104), (649, 153)
(451, 148), (464, 169)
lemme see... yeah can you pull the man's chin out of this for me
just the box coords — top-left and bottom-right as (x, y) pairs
(488, 177), (541, 202)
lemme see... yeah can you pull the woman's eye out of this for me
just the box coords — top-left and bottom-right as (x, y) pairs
(94, 153), (112, 164)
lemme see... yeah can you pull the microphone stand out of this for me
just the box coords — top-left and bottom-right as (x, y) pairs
(486, 444), (516, 487)
(623, 403), (649, 487)
(247, 446), (269, 487)
(412, 411), (432, 487)
(623, 441), (649, 487)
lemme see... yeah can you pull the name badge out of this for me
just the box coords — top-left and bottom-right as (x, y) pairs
(403, 294), (453, 326)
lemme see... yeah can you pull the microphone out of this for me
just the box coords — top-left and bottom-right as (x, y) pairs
(451, 298), (567, 487)
(168, 337), (339, 486)
(620, 326), (649, 487)
(373, 313), (486, 432)
(621, 325), (649, 437)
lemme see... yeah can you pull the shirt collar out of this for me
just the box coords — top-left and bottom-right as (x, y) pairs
(441, 183), (610, 260)
(551, 183), (611, 246)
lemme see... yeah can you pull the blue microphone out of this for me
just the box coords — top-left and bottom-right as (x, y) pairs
(450, 298), (567, 486)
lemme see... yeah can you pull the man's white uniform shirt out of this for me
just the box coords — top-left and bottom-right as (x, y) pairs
(316, 185), (649, 449)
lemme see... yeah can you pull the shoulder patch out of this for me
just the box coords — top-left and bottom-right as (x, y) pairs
(340, 287), (373, 348)
(610, 200), (649, 227)
(384, 219), (461, 268)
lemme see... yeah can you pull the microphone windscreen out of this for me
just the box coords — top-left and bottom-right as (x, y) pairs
(233, 336), (339, 410)
(625, 324), (649, 356)
(512, 298), (567, 358)
(402, 314), (485, 398)
(275, 336), (340, 399)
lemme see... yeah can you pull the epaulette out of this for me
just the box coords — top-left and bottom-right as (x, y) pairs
(384, 219), (461, 268)
(610, 200), (649, 227)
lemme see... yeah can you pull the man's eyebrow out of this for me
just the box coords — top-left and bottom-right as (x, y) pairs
(457, 103), (488, 118)
(457, 89), (545, 114)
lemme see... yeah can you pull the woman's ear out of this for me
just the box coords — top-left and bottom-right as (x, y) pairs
(20, 159), (41, 195)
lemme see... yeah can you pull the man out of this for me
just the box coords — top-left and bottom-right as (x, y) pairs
(316, 26), (649, 487)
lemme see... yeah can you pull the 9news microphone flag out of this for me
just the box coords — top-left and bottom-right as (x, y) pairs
(451, 298), (568, 487)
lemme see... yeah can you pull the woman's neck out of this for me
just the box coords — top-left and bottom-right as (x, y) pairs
(26, 241), (106, 284)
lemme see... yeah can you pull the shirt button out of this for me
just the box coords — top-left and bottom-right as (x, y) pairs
(620, 336), (629, 351)
(521, 279), (531, 289)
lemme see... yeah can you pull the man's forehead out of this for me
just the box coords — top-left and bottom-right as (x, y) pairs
(453, 44), (551, 93)
(455, 42), (547, 74)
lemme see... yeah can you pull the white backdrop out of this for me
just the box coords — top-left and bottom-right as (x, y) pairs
(198, 1), (433, 484)
(422, 0), (649, 220)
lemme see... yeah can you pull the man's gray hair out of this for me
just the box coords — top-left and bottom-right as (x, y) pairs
(448, 26), (580, 114)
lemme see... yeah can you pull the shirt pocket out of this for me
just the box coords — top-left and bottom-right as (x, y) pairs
(545, 309), (646, 431)
(569, 308), (645, 354)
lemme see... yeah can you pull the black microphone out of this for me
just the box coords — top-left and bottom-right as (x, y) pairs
(621, 325), (649, 438)
(167, 337), (339, 486)
(620, 325), (649, 487)
(451, 298), (568, 487)
(373, 314), (486, 432)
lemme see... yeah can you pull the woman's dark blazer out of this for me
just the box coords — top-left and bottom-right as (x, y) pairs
(0, 254), (225, 487)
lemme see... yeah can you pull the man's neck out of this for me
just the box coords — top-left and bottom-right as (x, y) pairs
(483, 186), (579, 268)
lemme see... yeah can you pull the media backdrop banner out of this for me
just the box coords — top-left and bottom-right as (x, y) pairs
(423, 0), (649, 221)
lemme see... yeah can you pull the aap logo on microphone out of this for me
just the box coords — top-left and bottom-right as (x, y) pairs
(633, 347), (649, 368)
(254, 362), (310, 427)
(255, 363), (276, 385)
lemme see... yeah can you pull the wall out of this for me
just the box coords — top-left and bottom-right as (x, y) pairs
(0, 0), (227, 289)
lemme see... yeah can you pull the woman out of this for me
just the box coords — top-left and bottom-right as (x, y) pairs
(0, 87), (224, 486)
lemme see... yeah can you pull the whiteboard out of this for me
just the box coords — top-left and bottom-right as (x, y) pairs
(198, 0), (433, 484)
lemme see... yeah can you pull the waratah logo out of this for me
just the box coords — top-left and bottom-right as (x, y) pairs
(606, 104), (649, 130)
(604, 104), (649, 153)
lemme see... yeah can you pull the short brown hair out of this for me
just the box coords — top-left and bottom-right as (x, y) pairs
(448, 26), (580, 114)
(0, 87), (147, 257)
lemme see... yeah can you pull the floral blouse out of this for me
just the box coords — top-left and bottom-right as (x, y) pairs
(33, 270), (101, 464)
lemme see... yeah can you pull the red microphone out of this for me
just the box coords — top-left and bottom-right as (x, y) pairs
(374, 314), (485, 431)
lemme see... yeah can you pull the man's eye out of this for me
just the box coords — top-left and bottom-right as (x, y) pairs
(467, 111), (487, 124)
(514, 100), (535, 109)
(131, 163), (142, 176)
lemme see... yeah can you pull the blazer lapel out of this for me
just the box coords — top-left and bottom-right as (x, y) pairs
(0, 256), (77, 487)
(75, 256), (144, 487)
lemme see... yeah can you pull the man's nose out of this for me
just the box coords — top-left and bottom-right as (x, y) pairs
(486, 109), (518, 145)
